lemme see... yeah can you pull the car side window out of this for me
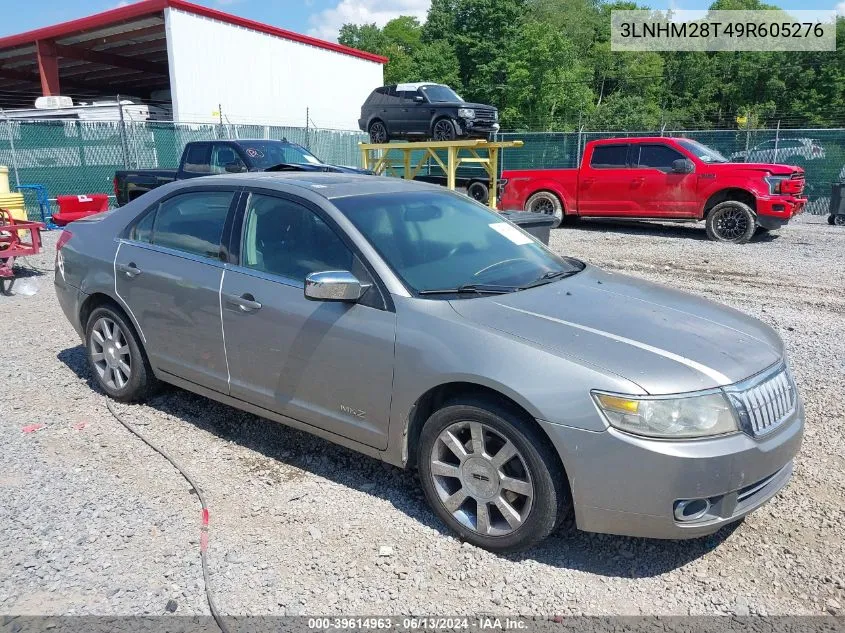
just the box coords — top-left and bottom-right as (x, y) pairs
(130, 209), (156, 243)
(635, 144), (686, 171)
(146, 191), (233, 259)
(240, 194), (356, 283)
(383, 87), (400, 105)
(210, 144), (246, 175)
(399, 90), (421, 103)
(590, 145), (629, 169)
(182, 143), (211, 174)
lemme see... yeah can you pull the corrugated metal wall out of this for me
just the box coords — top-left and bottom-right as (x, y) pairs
(164, 8), (383, 130)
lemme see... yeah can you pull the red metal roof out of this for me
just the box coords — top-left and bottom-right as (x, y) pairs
(0, 0), (389, 64)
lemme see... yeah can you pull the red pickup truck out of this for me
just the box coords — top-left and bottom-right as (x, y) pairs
(499, 136), (807, 243)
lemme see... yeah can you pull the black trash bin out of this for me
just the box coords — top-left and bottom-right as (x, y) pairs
(499, 211), (557, 246)
(829, 182), (845, 226)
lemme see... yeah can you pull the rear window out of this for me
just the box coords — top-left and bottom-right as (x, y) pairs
(590, 145), (629, 169)
(182, 143), (211, 174)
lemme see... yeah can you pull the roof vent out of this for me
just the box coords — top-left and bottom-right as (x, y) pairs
(35, 96), (73, 109)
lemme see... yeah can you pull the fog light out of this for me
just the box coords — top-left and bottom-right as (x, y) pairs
(674, 498), (711, 522)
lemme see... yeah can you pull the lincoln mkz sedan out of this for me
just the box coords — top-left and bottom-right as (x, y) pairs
(55, 173), (803, 552)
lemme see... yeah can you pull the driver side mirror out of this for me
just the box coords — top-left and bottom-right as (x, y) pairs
(304, 271), (370, 302)
(414, 95), (424, 103)
(672, 158), (695, 174)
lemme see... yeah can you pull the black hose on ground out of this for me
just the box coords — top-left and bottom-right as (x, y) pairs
(105, 399), (231, 633)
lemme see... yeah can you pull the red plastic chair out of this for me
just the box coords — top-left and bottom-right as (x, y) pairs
(52, 194), (110, 226)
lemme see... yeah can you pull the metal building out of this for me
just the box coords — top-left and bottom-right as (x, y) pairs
(0, 0), (387, 129)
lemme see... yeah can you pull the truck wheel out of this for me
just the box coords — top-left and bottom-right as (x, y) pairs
(467, 181), (489, 204)
(368, 121), (389, 144)
(705, 201), (756, 244)
(835, 215), (845, 227)
(433, 119), (457, 141)
(417, 397), (569, 553)
(525, 191), (564, 228)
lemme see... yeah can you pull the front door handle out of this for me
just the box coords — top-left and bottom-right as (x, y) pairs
(224, 292), (262, 313)
(117, 262), (142, 279)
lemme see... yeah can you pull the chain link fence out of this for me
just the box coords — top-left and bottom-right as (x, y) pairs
(2, 118), (844, 218)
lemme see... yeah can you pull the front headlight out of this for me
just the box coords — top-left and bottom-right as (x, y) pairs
(593, 391), (738, 439)
(764, 175), (788, 194)
(458, 108), (475, 119)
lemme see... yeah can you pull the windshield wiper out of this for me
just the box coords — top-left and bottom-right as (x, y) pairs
(520, 269), (579, 289)
(418, 283), (516, 296)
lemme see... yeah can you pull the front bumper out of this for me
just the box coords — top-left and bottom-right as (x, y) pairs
(539, 399), (803, 539)
(459, 118), (500, 137)
(756, 195), (807, 229)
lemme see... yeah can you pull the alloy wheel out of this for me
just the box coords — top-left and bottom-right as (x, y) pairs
(712, 205), (751, 241)
(835, 215), (845, 226)
(433, 120), (455, 141)
(530, 196), (556, 216)
(369, 122), (387, 144)
(428, 420), (534, 536)
(90, 317), (132, 390)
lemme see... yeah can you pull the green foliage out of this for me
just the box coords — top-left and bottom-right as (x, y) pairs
(338, 1), (845, 131)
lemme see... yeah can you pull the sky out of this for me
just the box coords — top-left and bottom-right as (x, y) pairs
(0, 0), (842, 43)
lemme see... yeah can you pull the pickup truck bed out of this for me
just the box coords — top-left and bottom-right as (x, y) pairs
(113, 169), (177, 204)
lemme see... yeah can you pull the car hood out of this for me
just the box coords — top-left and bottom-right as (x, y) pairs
(431, 101), (497, 112)
(449, 266), (783, 394)
(711, 162), (802, 174)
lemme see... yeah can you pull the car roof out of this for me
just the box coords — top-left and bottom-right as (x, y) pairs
(181, 172), (446, 201)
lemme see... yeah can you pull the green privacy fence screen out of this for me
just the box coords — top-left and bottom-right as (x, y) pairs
(2, 119), (843, 218)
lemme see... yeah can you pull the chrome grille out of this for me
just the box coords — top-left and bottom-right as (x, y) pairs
(475, 110), (496, 122)
(736, 367), (796, 436)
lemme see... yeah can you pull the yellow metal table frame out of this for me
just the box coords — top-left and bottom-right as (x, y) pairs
(358, 139), (524, 209)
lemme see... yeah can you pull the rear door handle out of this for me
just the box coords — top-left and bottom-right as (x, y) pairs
(117, 262), (142, 278)
(224, 293), (262, 313)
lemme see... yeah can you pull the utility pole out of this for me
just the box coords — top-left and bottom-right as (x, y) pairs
(117, 94), (130, 168)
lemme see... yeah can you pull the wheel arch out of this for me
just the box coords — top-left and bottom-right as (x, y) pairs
(526, 188), (567, 213)
(429, 114), (456, 137)
(403, 381), (567, 484)
(702, 188), (757, 218)
(367, 117), (388, 135)
(80, 292), (147, 348)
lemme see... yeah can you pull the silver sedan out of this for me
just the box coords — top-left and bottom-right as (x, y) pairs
(54, 173), (803, 552)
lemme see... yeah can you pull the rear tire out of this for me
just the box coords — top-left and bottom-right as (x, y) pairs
(368, 121), (389, 144)
(834, 215), (845, 227)
(525, 191), (564, 228)
(467, 181), (489, 205)
(85, 306), (157, 403)
(418, 398), (569, 553)
(705, 201), (756, 244)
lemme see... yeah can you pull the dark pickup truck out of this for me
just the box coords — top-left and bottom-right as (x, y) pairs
(113, 139), (372, 206)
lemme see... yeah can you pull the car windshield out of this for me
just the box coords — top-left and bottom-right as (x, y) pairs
(334, 191), (583, 296)
(240, 141), (323, 169)
(676, 139), (729, 164)
(420, 85), (462, 103)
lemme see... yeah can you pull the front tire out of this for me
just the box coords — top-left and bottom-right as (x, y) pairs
(418, 398), (568, 553)
(432, 118), (457, 142)
(525, 191), (564, 228)
(705, 201), (756, 244)
(85, 306), (157, 403)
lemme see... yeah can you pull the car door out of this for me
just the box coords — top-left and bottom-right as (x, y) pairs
(381, 86), (403, 137)
(220, 190), (397, 449)
(577, 143), (638, 216)
(399, 89), (429, 136)
(630, 142), (699, 217)
(115, 188), (237, 393)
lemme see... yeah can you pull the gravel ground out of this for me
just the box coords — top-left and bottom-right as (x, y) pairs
(1, 215), (843, 617)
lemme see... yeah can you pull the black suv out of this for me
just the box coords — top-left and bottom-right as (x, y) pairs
(359, 83), (499, 143)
